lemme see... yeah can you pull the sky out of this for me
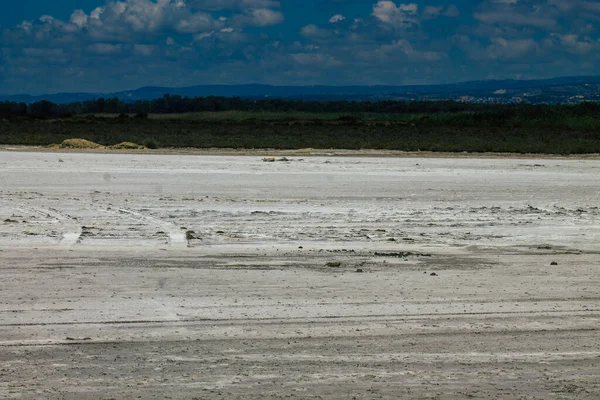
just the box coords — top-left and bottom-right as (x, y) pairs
(0, 0), (599, 94)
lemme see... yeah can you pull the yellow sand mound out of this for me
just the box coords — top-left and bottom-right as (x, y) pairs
(56, 139), (103, 149)
(109, 142), (145, 150)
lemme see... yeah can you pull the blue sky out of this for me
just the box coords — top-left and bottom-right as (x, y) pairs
(0, 0), (599, 94)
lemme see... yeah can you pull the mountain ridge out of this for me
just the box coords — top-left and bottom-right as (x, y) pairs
(2, 76), (600, 104)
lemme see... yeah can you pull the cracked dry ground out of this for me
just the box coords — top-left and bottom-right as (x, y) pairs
(0, 151), (599, 399)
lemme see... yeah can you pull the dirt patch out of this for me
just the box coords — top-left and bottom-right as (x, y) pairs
(6, 145), (600, 159)
(109, 142), (145, 150)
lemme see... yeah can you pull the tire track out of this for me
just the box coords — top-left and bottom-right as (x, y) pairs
(117, 208), (188, 249)
(12, 204), (82, 246)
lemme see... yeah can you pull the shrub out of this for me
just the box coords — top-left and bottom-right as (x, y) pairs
(144, 138), (160, 149)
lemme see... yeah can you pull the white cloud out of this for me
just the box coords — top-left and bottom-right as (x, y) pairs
(372, 1), (418, 28)
(5, 0), (284, 45)
(546, 33), (600, 55)
(300, 24), (330, 38)
(329, 14), (346, 23)
(70, 10), (89, 28)
(194, 31), (214, 40)
(241, 8), (284, 27)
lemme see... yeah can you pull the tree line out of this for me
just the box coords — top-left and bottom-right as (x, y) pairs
(1, 94), (600, 119)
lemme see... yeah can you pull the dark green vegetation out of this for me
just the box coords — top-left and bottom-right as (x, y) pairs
(1, 97), (600, 154)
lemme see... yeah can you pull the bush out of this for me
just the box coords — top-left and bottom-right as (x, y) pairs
(144, 138), (160, 149)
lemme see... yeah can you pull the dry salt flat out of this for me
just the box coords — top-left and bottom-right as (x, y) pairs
(0, 150), (599, 399)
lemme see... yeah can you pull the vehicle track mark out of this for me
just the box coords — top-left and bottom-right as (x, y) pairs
(13, 205), (82, 246)
(117, 208), (188, 248)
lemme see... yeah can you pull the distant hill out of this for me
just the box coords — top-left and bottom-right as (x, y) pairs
(2, 76), (600, 104)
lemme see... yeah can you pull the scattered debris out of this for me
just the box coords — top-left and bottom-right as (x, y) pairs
(430, 272), (438, 276)
(3, 219), (18, 223)
(326, 261), (342, 268)
(185, 230), (197, 241)
(263, 157), (291, 162)
(356, 268), (364, 273)
(551, 261), (558, 266)
(375, 252), (432, 258)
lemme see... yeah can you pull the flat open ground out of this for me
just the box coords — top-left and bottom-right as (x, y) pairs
(0, 151), (599, 399)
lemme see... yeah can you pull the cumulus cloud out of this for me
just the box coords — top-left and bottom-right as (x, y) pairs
(2, 0), (284, 46)
(545, 33), (600, 55)
(372, 1), (419, 28)
(1, 0), (599, 93)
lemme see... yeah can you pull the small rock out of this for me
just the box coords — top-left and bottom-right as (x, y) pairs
(298, 246), (303, 249)
(356, 269), (364, 273)
(326, 261), (342, 268)
(430, 272), (438, 276)
(550, 261), (558, 266)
